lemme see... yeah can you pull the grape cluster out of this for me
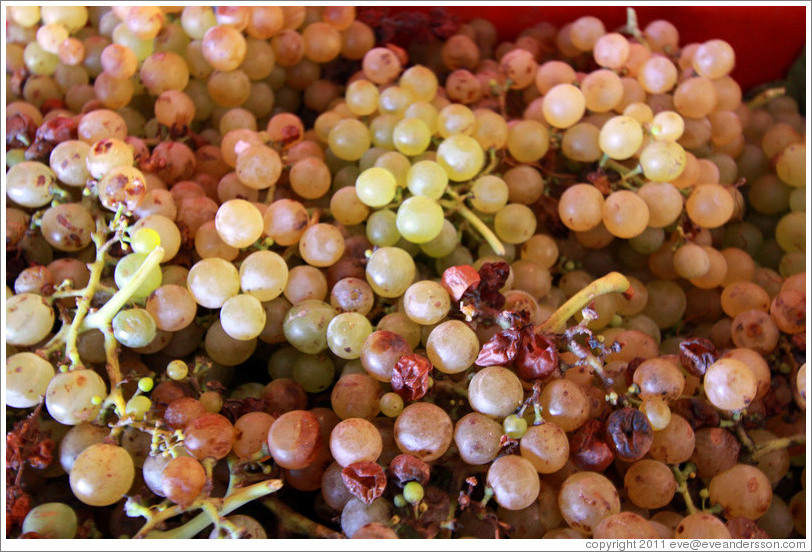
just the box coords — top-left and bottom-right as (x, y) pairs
(4, 5), (807, 541)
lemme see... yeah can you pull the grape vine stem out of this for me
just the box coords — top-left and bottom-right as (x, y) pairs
(539, 272), (630, 334)
(671, 462), (698, 515)
(262, 497), (344, 538)
(749, 433), (806, 461)
(444, 188), (506, 257)
(132, 478), (283, 539)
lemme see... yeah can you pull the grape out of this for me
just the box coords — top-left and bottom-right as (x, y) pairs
(221, 294), (266, 341)
(267, 410), (321, 469)
(559, 471), (620, 535)
(487, 455), (541, 511)
(22, 502), (79, 538)
(162, 456), (206, 507)
(6, 352), (55, 409)
(365, 247), (415, 298)
(709, 464), (772, 520)
(403, 281), (451, 325)
(331, 373), (382, 420)
(602, 190), (649, 239)
(468, 366), (524, 420)
(326, 312), (373, 360)
(494, 203), (537, 244)
(507, 120), (549, 163)
(436, 134), (485, 182)
(70, 444), (134, 506)
(394, 402), (453, 462)
(6, 161), (57, 208)
(396, 196), (444, 244)
(299, 223), (346, 268)
(283, 300), (336, 354)
(542, 84), (586, 128)
(187, 258), (240, 309)
(112, 308), (157, 348)
(599, 116), (643, 160)
(624, 459), (677, 509)
(519, 422), (570, 474)
(426, 320), (480, 375)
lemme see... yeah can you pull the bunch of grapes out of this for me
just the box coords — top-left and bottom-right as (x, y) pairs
(4, 4), (807, 541)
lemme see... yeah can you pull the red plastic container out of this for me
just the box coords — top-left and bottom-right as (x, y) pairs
(385, 5), (807, 91)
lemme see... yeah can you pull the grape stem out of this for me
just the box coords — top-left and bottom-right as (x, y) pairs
(748, 433), (806, 461)
(746, 86), (786, 109)
(622, 7), (650, 50)
(539, 272), (630, 334)
(671, 462), (698, 515)
(79, 246), (165, 332)
(445, 189), (506, 257)
(132, 478), (283, 538)
(261, 497), (344, 538)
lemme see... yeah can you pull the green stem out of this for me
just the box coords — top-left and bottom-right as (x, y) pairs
(747, 86), (786, 109)
(102, 328), (127, 417)
(539, 272), (630, 333)
(623, 7), (650, 50)
(749, 434), (806, 461)
(262, 497), (344, 538)
(735, 424), (755, 452)
(457, 204), (505, 257)
(671, 463), (698, 515)
(80, 246), (165, 332)
(136, 478), (283, 539)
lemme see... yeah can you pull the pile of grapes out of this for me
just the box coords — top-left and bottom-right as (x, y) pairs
(4, 5), (808, 541)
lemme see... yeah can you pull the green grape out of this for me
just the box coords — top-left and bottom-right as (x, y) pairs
(775, 142), (806, 188)
(380, 392), (404, 417)
(166, 360), (188, 381)
(494, 203), (537, 244)
(407, 160), (448, 200)
(507, 120), (550, 163)
(639, 140), (686, 182)
(345, 79), (379, 116)
(599, 116), (643, 160)
(220, 294), (266, 341)
(396, 196), (444, 244)
(437, 134), (485, 182)
(113, 253), (162, 300)
(6, 292), (56, 347)
(403, 481), (425, 504)
(366, 209), (401, 247)
(283, 300), (336, 354)
(112, 308), (157, 348)
(374, 151), (411, 188)
(789, 188), (805, 212)
(292, 353), (335, 393)
(125, 395), (152, 420)
(470, 175), (509, 214)
(437, 103), (476, 138)
(503, 414), (528, 439)
(22, 502), (78, 539)
(366, 247), (416, 298)
(419, 219), (459, 258)
(328, 118), (371, 161)
(130, 227), (161, 254)
(393, 117), (432, 156)
(45, 369), (106, 425)
(404, 101), (439, 133)
(398, 63), (437, 101)
(6, 352), (55, 409)
(650, 110), (684, 141)
(70, 444), (135, 506)
(326, 312), (374, 359)
(775, 211), (806, 253)
(239, 250), (289, 302)
(542, 83), (586, 129)
(356, 167), (397, 208)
